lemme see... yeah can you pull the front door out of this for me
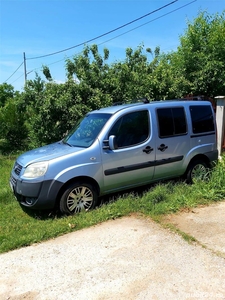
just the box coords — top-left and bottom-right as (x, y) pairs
(101, 110), (155, 193)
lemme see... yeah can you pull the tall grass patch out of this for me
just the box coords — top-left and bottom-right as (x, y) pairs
(0, 154), (224, 253)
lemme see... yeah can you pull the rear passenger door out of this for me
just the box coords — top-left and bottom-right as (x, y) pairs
(153, 106), (188, 179)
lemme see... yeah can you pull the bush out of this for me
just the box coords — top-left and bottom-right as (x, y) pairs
(0, 99), (28, 154)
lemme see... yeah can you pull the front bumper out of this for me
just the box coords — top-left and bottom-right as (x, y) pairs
(10, 174), (63, 210)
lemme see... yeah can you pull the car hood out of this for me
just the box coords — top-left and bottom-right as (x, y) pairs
(17, 141), (83, 167)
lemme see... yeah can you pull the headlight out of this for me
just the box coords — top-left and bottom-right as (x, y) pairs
(23, 162), (48, 178)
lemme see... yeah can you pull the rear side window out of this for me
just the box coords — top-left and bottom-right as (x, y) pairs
(157, 107), (187, 138)
(190, 105), (215, 133)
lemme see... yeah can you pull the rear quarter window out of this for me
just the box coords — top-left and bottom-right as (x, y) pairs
(190, 105), (215, 133)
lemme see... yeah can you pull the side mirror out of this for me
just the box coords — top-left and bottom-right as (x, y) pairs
(108, 135), (118, 150)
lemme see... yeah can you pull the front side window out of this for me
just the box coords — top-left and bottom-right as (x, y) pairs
(157, 107), (187, 138)
(190, 105), (215, 134)
(109, 110), (149, 148)
(64, 113), (111, 147)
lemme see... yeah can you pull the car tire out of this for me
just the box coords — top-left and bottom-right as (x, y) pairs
(186, 160), (209, 184)
(59, 182), (98, 215)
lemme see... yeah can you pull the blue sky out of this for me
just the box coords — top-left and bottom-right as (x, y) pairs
(1, 0), (224, 91)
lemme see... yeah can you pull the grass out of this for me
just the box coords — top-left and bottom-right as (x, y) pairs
(163, 223), (198, 244)
(1, 154), (225, 254)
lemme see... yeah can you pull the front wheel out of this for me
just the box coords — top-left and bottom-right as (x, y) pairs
(186, 160), (209, 184)
(59, 182), (98, 215)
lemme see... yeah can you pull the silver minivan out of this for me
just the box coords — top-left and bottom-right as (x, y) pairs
(10, 100), (218, 214)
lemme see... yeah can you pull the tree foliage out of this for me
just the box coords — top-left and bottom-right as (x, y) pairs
(0, 11), (224, 153)
(108, 45), (154, 102)
(0, 83), (16, 107)
(66, 44), (112, 108)
(42, 65), (52, 81)
(171, 11), (225, 97)
(0, 88), (28, 153)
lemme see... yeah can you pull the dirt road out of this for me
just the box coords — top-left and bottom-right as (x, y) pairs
(0, 202), (225, 300)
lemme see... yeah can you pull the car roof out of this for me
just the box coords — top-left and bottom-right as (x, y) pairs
(89, 100), (212, 115)
(91, 103), (143, 114)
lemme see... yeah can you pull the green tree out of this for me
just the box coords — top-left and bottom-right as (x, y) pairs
(149, 52), (172, 100)
(171, 11), (225, 97)
(21, 74), (90, 147)
(42, 65), (52, 81)
(3, 10), (224, 150)
(108, 45), (156, 102)
(0, 83), (15, 107)
(66, 44), (112, 109)
(0, 83), (28, 153)
(0, 96), (28, 153)
(26, 81), (84, 146)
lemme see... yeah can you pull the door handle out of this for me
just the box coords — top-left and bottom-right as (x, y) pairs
(158, 144), (168, 152)
(143, 146), (153, 154)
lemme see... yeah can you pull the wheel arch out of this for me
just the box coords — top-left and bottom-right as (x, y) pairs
(184, 154), (211, 184)
(56, 176), (100, 207)
(186, 154), (211, 173)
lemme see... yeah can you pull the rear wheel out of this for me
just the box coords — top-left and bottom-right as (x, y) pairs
(59, 182), (98, 215)
(186, 160), (209, 184)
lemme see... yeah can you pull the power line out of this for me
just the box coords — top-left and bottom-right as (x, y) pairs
(98, 0), (197, 49)
(6, 0), (197, 85)
(5, 0), (178, 83)
(26, 0), (196, 76)
(10, 73), (25, 85)
(4, 61), (23, 82)
(26, 0), (178, 60)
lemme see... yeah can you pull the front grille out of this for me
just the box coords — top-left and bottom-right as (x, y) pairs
(14, 162), (22, 176)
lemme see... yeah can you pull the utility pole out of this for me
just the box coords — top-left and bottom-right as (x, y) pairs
(23, 52), (27, 83)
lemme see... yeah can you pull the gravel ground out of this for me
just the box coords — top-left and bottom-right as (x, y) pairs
(1, 204), (225, 300)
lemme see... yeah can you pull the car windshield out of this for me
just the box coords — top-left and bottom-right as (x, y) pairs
(63, 113), (111, 147)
